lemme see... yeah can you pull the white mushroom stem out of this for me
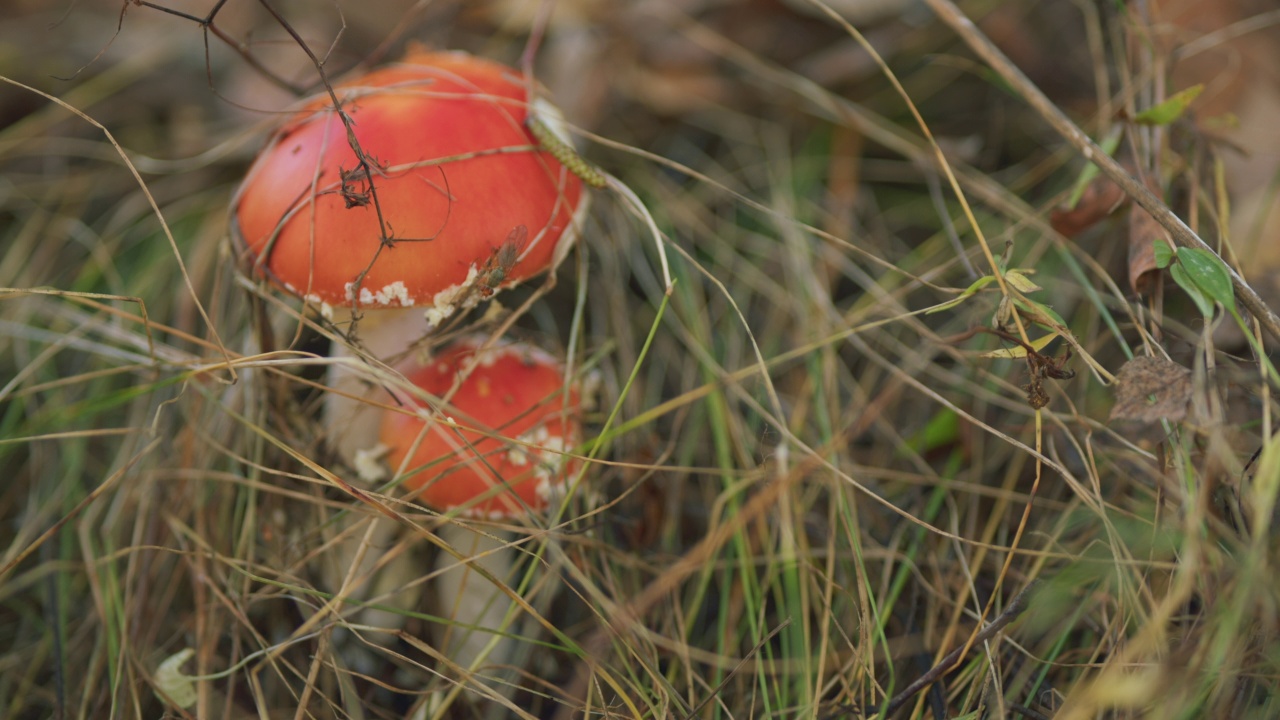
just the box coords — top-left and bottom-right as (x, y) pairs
(433, 523), (524, 698)
(322, 509), (421, 672)
(322, 306), (432, 651)
(324, 306), (434, 465)
(404, 524), (528, 720)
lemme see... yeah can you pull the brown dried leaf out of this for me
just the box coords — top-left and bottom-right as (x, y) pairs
(1051, 174), (1126, 238)
(1109, 355), (1193, 423)
(1128, 176), (1170, 296)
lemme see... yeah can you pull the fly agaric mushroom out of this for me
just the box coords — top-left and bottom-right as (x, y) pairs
(380, 335), (583, 688)
(231, 47), (588, 328)
(228, 49), (592, 674)
(381, 335), (582, 517)
(230, 47), (590, 463)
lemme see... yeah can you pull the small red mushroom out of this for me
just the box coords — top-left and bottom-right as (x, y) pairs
(379, 335), (584, 687)
(380, 335), (582, 518)
(231, 48), (588, 327)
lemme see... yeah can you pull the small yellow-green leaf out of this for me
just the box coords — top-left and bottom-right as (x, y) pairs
(1133, 84), (1203, 126)
(155, 649), (197, 709)
(1004, 268), (1042, 293)
(1152, 239), (1175, 269)
(981, 333), (1058, 359)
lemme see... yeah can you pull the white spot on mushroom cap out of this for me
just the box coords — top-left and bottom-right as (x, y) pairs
(274, 284), (338, 319)
(514, 426), (575, 505)
(423, 265), (482, 327)
(535, 434), (571, 479)
(534, 448), (571, 505)
(506, 445), (530, 468)
(303, 294), (335, 321)
(345, 280), (415, 308)
(458, 335), (560, 370)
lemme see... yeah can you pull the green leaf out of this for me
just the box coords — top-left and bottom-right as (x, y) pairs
(1169, 262), (1214, 318)
(1005, 268), (1042, 293)
(925, 275), (995, 314)
(155, 649), (197, 709)
(924, 296), (967, 314)
(1176, 247), (1236, 313)
(1153, 240), (1175, 269)
(1134, 84), (1204, 126)
(1012, 296), (1067, 329)
(902, 408), (960, 455)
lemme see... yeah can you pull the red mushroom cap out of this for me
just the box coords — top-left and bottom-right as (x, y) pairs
(231, 49), (587, 323)
(380, 336), (582, 518)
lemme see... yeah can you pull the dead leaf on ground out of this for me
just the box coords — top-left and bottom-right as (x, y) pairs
(1128, 176), (1169, 296)
(1109, 355), (1193, 423)
(1050, 173), (1126, 238)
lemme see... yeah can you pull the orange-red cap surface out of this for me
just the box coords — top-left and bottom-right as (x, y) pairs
(381, 337), (581, 518)
(231, 50), (586, 322)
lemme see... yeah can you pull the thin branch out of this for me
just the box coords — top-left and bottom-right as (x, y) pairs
(136, 0), (306, 94)
(877, 580), (1039, 717)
